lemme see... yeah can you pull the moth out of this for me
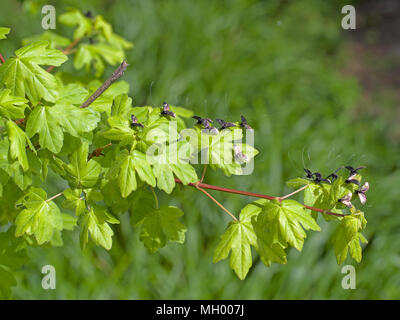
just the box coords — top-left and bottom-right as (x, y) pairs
(203, 126), (219, 135)
(304, 168), (314, 179)
(326, 166), (344, 183)
(233, 144), (249, 164)
(304, 168), (330, 183)
(345, 166), (366, 185)
(160, 101), (176, 118)
(216, 118), (236, 130)
(338, 192), (353, 208)
(130, 114), (144, 128)
(355, 182), (369, 205)
(192, 115), (213, 129)
(240, 115), (253, 131)
(312, 172), (330, 184)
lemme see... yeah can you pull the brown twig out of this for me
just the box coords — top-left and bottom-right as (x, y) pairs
(80, 60), (128, 109)
(175, 178), (346, 217)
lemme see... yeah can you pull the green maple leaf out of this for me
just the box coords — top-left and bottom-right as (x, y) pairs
(94, 15), (113, 40)
(25, 105), (63, 153)
(286, 177), (310, 189)
(213, 203), (269, 280)
(139, 206), (187, 253)
(213, 219), (256, 280)
(0, 89), (28, 119)
(240, 199), (287, 267)
(116, 150), (156, 198)
(304, 182), (332, 210)
(6, 120), (35, 171)
(22, 31), (71, 49)
(63, 143), (102, 189)
(152, 142), (198, 194)
(55, 83), (88, 105)
(111, 94), (132, 118)
(129, 187), (156, 226)
(53, 104), (100, 138)
(253, 219), (287, 267)
(25, 103), (100, 153)
(59, 9), (93, 40)
(74, 43), (125, 77)
(260, 199), (320, 251)
(0, 40), (67, 103)
(102, 115), (135, 143)
(62, 189), (85, 216)
(79, 205), (119, 250)
(100, 94), (135, 143)
(332, 213), (368, 264)
(87, 80), (130, 114)
(198, 128), (258, 176)
(14, 187), (64, 244)
(0, 27), (10, 40)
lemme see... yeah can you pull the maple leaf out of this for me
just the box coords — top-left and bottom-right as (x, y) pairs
(0, 41), (67, 103)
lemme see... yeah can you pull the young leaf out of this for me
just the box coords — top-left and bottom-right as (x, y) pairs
(0, 41), (67, 103)
(130, 187), (156, 226)
(63, 143), (102, 189)
(213, 220), (256, 280)
(239, 199), (287, 267)
(22, 30), (71, 49)
(25, 105), (64, 153)
(62, 189), (85, 216)
(55, 83), (88, 105)
(151, 142), (198, 194)
(116, 150), (156, 198)
(260, 200), (320, 251)
(332, 214), (368, 264)
(15, 187), (63, 244)
(286, 177), (310, 189)
(59, 9), (92, 40)
(304, 182), (332, 211)
(52, 104), (100, 138)
(139, 206), (187, 253)
(111, 94), (132, 118)
(80, 205), (119, 250)
(0, 89), (28, 120)
(6, 120), (35, 171)
(74, 43), (125, 77)
(0, 27), (10, 40)
(26, 103), (100, 153)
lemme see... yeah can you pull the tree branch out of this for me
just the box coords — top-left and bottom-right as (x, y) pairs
(195, 185), (238, 221)
(46, 191), (64, 202)
(80, 60), (129, 109)
(279, 184), (308, 200)
(174, 178), (346, 217)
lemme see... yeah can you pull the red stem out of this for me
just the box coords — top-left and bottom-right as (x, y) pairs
(174, 178), (345, 217)
(0, 53), (5, 64)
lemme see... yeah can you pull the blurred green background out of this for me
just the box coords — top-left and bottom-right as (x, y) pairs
(1, 0), (400, 299)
